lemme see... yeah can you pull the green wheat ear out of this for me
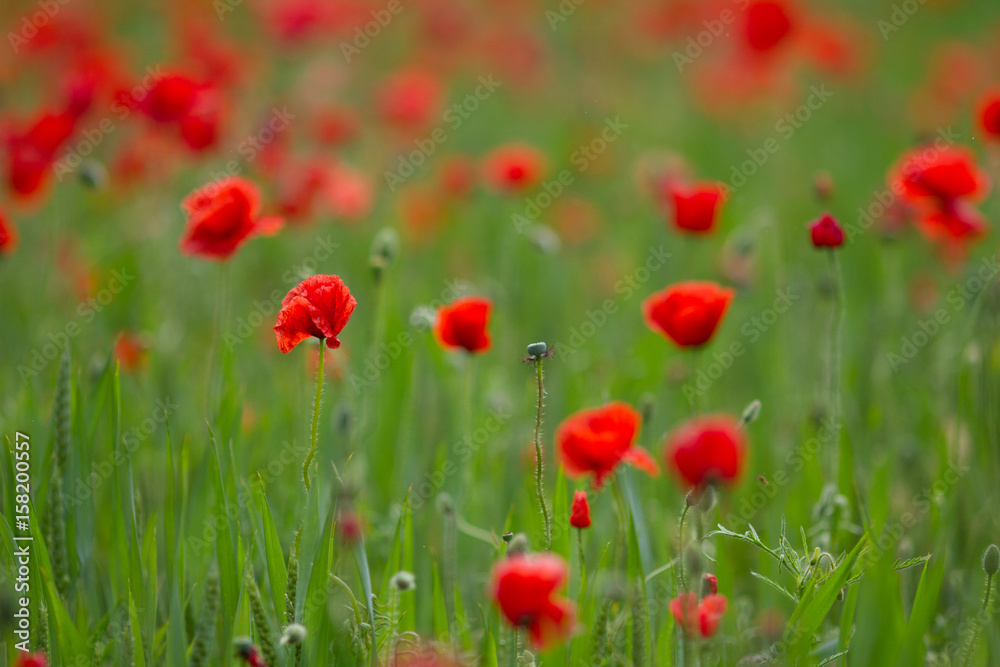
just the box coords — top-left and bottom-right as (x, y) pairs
(47, 349), (71, 598)
(248, 573), (278, 667)
(189, 570), (220, 667)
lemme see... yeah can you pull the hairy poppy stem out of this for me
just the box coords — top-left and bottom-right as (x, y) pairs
(576, 528), (586, 591)
(303, 344), (325, 492)
(961, 572), (994, 667)
(533, 357), (552, 551)
(827, 251), (844, 479)
(678, 503), (691, 592)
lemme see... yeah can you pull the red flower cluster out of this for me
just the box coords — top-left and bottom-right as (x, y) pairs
(570, 490), (591, 529)
(643, 282), (734, 348)
(434, 297), (492, 353)
(888, 146), (990, 245)
(180, 177), (283, 260)
(556, 402), (659, 489)
(491, 554), (575, 648)
(666, 181), (726, 235)
(809, 213), (845, 248)
(138, 72), (222, 152)
(669, 592), (728, 637)
(665, 415), (746, 489)
(274, 275), (358, 353)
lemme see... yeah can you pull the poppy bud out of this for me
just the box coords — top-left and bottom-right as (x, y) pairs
(390, 570), (416, 591)
(507, 533), (530, 556)
(369, 227), (399, 283)
(983, 544), (1000, 575)
(814, 172), (833, 202)
(570, 491), (591, 529)
(502, 532), (514, 543)
(703, 573), (718, 596)
(280, 623), (307, 646)
(809, 213), (845, 248)
(526, 341), (547, 358)
(78, 159), (108, 190)
(741, 400), (762, 425)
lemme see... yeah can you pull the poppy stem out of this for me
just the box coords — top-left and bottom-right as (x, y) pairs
(303, 342), (325, 492)
(576, 528), (586, 592)
(678, 502), (691, 592)
(533, 357), (552, 551)
(961, 572), (994, 667)
(826, 250), (844, 479)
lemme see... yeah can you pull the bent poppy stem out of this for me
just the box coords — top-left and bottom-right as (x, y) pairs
(961, 572), (994, 667)
(303, 342), (325, 492)
(533, 356), (552, 551)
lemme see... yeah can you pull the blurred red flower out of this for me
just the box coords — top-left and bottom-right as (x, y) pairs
(14, 653), (47, 667)
(809, 213), (845, 248)
(665, 415), (746, 489)
(435, 296), (492, 353)
(570, 490), (591, 529)
(667, 182), (726, 235)
(491, 553), (575, 649)
(378, 69), (443, 131)
(6, 110), (77, 197)
(140, 73), (203, 124)
(114, 332), (147, 371)
(743, 1), (793, 53)
(274, 274), (357, 353)
(669, 592), (728, 637)
(978, 91), (1000, 139)
(643, 282), (734, 348)
(481, 143), (546, 193)
(556, 402), (659, 489)
(890, 146), (988, 204)
(180, 177), (283, 260)
(0, 211), (17, 255)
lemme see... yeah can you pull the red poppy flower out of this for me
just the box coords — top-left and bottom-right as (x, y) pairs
(915, 201), (988, 242)
(377, 69), (443, 131)
(180, 177), (283, 260)
(491, 554), (575, 649)
(665, 415), (746, 489)
(114, 332), (147, 371)
(556, 402), (659, 489)
(482, 143), (546, 193)
(140, 73), (203, 124)
(6, 110), (77, 197)
(704, 573), (718, 595)
(14, 653), (48, 667)
(274, 274), (357, 353)
(434, 297), (492, 353)
(667, 182), (725, 234)
(669, 592), (728, 637)
(0, 211), (17, 255)
(570, 490), (591, 529)
(890, 146), (988, 205)
(978, 92), (1000, 139)
(743, 1), (793, 53)
(809, 213), (844, 248)
(643, 282), (735, 348)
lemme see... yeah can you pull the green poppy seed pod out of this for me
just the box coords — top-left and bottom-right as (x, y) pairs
(741, 399), (762, 425)
(502, 532), (514, 544)
(390, 570), (416, 591)
(983, 544), (1000, 575)
(507, 532), (529, 556)
(526, 342), (547, 357)
(280, 623), (307, 646)
(78, 160), (108, 190)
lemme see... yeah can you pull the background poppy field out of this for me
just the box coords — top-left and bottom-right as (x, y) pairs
(3, 0), (1000, 665)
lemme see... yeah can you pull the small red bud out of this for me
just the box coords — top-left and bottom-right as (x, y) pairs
(809, 213), (845, 248)
(570, 490), (591, 529)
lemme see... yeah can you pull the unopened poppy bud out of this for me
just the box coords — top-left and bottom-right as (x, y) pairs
(233, 636), (257, 659)
(280, 623), (307, 646)
(337, 510), (363, 544)
(507, 532), (529, 556)
(639, 392), (655, 426)
(697, 486), (716, 514)
(809, 213), (845, 249)
(526, 224), (561, 255)
(741, 399), (761, 425)
(520, 650), (537, 666)
(502, 532), (514, 543)
(436, 492), (455, 516)
(369, 228), (400, 282)
(703, 573), (718, 596)
(526, 342), (547, 358)
(78, 159), (108, 190)
(570, 491), (591, 529)
(983, 544), (1000, 575)
(390, 570), (416, 591)
(814, 172), (833, 202)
